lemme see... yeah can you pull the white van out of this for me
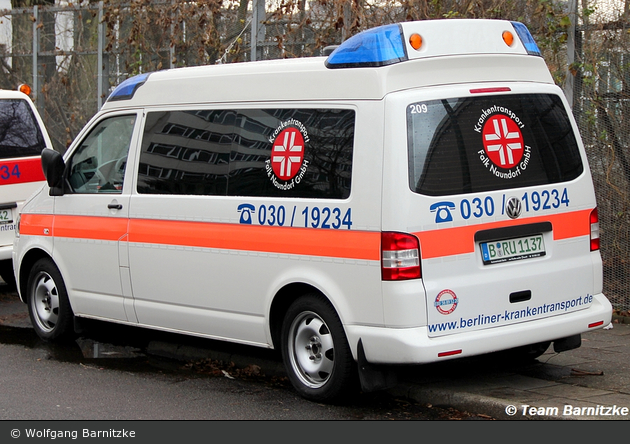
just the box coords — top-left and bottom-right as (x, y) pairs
(14, 19), (612, 402)
(0, 86), (53, 286)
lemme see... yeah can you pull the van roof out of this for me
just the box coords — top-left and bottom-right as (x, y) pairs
(102, 19), (554, 109)
(0, 89), (34, 101)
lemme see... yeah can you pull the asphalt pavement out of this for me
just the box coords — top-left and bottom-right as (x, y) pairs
(1, 288), (628, 421)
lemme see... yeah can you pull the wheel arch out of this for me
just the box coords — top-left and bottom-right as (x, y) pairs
(269, 283), (335, 351)
(17, 248), (54, 303)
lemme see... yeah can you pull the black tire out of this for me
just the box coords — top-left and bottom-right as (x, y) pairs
(26, 258), (75, 342)
(0, 259), (16, 289)
(280, 293), (357, 403)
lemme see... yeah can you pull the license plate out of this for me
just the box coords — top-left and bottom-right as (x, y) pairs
(0, 208), (12, 225)
(480, 234), (545, 265)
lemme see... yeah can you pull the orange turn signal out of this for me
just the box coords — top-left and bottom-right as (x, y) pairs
(18, 84), (31, 96)
(409, 33), (423, 50)
(502, 31), (514, 47)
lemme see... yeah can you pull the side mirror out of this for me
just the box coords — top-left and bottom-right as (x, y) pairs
(41, 148), (65, 195)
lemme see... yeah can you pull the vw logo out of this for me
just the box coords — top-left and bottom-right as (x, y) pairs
(506, 197), (522, 219)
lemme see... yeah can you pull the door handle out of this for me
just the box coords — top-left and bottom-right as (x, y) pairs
(108, 203), (123, 210)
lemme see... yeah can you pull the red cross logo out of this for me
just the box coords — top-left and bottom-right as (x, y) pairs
(272, 127), (304, 181)
(482, 115), (524, 169)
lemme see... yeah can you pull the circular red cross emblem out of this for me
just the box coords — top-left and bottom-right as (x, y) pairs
(271, 127), (305, 181)
(482, 114), (524, 169)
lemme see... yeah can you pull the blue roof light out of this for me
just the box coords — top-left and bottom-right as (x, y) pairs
(511, 22), (541, 56)
(107, 73), (151, 102)
(325, 24), (407, 69)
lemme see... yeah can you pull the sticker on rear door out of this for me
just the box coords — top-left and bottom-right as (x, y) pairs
(434, 289), (458, 315)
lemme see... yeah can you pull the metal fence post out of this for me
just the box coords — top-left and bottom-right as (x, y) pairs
(563, 0), (577, 108)
(98, 1), (107, 109)
(250, 0), (265, 61)
(32, 5), (39, 108)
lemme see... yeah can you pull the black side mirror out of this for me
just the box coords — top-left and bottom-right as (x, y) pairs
(41, 148), (65, 195)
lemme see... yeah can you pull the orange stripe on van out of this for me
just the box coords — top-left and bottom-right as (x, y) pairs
(53, 215), (128, 241)
(128, 219), (381, 261)
(19, 214), (127, 240)
(415, 209), (592, 259)
(20, 209), (591, 261)
(0, 157), (45, 185)
(19, 214), (54, 236)
(21, 213), (380, 261)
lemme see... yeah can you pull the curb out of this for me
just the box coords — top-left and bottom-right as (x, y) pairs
(386, 383), (570, 421)
(612, 313), (630, 324)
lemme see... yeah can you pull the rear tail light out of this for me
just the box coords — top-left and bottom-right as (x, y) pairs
(590, 208), (600, 251)
(381, 232), (421, 281)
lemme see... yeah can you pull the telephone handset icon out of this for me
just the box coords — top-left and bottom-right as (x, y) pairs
(237, 204), (255, 224)
(430, 201), (455, 223)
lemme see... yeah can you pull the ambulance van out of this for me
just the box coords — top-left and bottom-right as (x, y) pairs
(13, 19), (612, 402)
(0, 86), (52, 287)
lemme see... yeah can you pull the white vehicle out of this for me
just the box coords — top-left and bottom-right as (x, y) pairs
(0, 86), (53, 286)
(14, 19), (612, 402)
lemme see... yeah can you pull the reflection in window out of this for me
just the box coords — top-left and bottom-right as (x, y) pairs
(407, 94), (583, 196)
(137, 108), (355, 199)
(0, 99), (46, 159)
(67, 115), (136, 194)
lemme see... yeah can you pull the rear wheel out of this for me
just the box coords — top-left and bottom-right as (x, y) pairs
(280, 294), (357, 403)
(27, 258), (75, 342)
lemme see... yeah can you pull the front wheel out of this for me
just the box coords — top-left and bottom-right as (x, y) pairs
(27, 258), (75, 342)
(280, 294), (357, 403)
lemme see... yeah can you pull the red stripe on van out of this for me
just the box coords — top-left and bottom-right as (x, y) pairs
(0, 157), (45, 185)
(415, 209), (592, 259)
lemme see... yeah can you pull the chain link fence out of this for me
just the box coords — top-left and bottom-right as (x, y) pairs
(569, 2), (630, 313)
(0, 0), (627, 311)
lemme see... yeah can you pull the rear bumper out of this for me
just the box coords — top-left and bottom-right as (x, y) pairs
(347, 293), (612, 364)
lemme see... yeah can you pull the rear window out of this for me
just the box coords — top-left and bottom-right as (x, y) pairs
(407, 93), (583, 196)
(0, 99), (46, 159)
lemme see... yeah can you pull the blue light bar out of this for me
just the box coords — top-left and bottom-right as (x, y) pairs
(107, 73), (151, 102)
(511, 22), (541, 56)
(325, 24), (408, 69)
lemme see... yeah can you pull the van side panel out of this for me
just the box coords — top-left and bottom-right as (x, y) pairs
(125, 102), (385, 348)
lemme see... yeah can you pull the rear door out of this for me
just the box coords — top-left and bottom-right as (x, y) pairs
(383, 83), (598, 338)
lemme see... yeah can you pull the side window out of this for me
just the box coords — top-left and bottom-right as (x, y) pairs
(66, 115), (136, 194)
(137, 108), (354, 199)
(0, 99), (46, 159)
